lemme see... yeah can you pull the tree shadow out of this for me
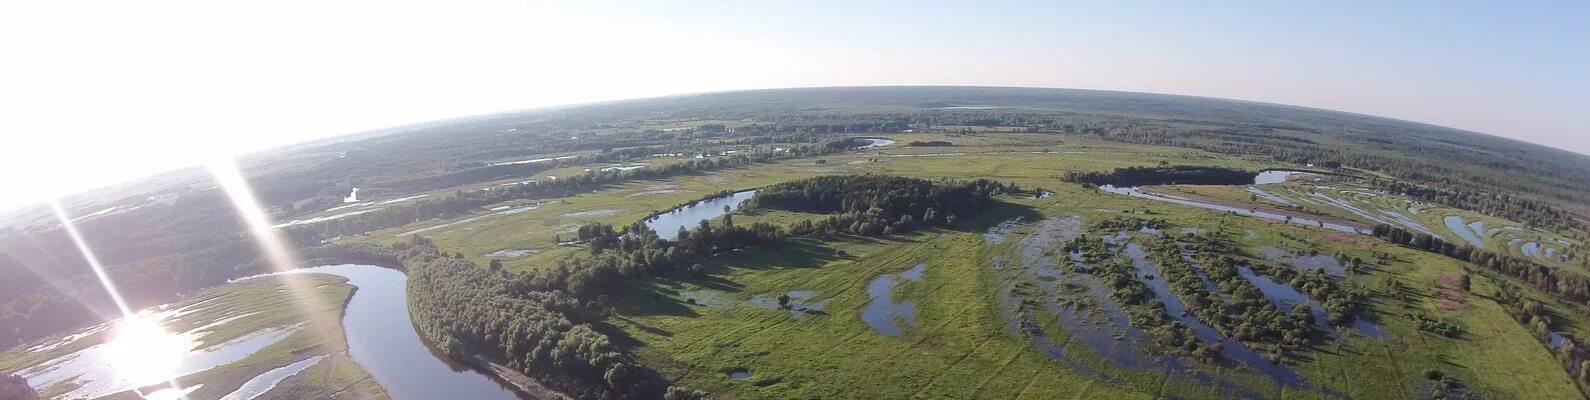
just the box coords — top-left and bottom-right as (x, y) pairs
(942, 200), (1046, 234)
(611, 281), (703, 318)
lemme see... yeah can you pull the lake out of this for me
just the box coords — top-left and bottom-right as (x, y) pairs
(646, 190), (757, 240)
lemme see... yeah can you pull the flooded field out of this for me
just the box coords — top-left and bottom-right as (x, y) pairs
(860, 263), (925, 337)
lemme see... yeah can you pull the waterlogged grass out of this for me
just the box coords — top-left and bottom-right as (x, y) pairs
(604, 184), (1581, 399)
(610, 200), (1157, 399)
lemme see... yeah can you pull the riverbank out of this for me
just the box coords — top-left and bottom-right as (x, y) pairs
(467, 354), (570, 400)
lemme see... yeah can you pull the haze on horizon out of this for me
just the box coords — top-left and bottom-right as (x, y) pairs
(1, 0), (1587, 212)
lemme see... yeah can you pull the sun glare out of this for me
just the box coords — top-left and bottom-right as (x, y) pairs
(105, 314), (188, 387)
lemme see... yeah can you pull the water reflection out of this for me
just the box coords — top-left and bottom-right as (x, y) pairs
(243, 265), (521, 400)
(860, 263), (926, 337)
(1237, 266), (1336, 338)
(219, 355), (326, 400)
(1443, 216), (1486, 247)
(22, 310), (298, 399)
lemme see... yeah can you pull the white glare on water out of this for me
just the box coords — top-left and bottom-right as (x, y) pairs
(51, 201), (192, 398)
(105, 315), (187, 386)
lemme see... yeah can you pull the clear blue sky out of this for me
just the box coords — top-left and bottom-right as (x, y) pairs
(0, 0), (1586, 210)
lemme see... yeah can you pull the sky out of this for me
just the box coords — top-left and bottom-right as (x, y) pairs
(1, 0), (1586, 212)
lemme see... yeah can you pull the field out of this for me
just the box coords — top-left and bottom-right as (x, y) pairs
(323, 133), (1583, 399)
(7, 87), (1590, 400)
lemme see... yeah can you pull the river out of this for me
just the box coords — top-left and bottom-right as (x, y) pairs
(241, 265), (522, 400)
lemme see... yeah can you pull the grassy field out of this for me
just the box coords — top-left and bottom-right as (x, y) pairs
(320, 132), (1587, 399)
(593, 183), (1581, 399)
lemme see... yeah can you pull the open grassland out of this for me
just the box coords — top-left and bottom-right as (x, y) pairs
(330, 132), (1584, 399)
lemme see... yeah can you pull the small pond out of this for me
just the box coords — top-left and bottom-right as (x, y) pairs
(1443, 216), (1487, 248)
(1253, 170), (1297, 185)
(860, 263), (926, 337)
(854, 138), (896, 149)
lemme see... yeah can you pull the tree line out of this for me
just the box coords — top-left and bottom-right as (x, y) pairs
(1061, 165), (1257, 187)
(1372, 224), (1590, 304)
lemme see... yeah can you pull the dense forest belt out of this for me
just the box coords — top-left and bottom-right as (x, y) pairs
(1061, 165), (1256, 187)
(256, 129), (828, 217)
(746, 174), (1006, 224)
